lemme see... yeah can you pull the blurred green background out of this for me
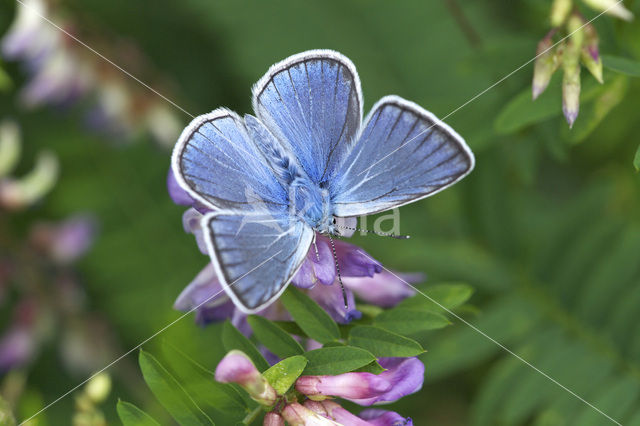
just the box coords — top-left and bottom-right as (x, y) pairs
(1, 0), (640, 424)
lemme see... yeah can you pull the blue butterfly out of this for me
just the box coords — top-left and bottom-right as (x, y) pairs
(171, 50), (474, 313)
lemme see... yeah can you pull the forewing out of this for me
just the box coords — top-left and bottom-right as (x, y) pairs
(331, 96), (474, 217)
(172, 108), (287, 212)
(203, 212), (314, 313)
(252, 49), (362, 184)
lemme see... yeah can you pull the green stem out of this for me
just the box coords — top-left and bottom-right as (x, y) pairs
(242, 406), (263, 425)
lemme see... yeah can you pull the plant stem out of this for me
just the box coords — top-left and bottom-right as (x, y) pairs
(242, 406), (263, 425)
(444, 0), (483, 50)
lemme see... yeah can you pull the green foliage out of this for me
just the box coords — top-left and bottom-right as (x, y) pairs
(302, 346), (377, 376)
(280, 287), (340, 344)
(415, 162), (640, 425)
(602, 55), (640, 77)
(247, 315), (304, 358)
(348, 325), (424, 357)
(222, 321), (269, 372)
(117, 401), (160, 426)
(0, 62), (10, 92)
(494, 75), (616, 136)
(374, 307), (452, 334)
(138, 350), (214, 425)
(262, 356), (307, 395)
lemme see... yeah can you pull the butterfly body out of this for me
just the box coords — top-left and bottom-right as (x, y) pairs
(172, 50), (474, 313)
(289, 176), (334, 233)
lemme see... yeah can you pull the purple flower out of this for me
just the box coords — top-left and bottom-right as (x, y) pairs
(281, 402), (340, 425)
(346, 357), (424, 406)
(263, 412), (285, 426)
(332, 238), (382, 277)
(307, 276), (361, 324)
(359, 409), (413, 426)
(30, 214), (97, 263)
(305, 400), (370, 425)
(295, 357), (424, 408)
(0, 326), (34, 371)
(342, 271), (422, 308)
(173, 263), (234, 326)
(296, 373), (390, 400)
(167, 168), (196, 206)
(291, 236), (335, 288)
(215, 350), (276, 406)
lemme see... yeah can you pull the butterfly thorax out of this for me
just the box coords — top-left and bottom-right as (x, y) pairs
(288, 177), (334, 233)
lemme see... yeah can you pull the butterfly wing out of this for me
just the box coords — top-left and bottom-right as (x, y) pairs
(331, 95), (474, 217)
(172, 108), (288, 212)
(252, 49), (362, 184)
(202, 211), (314, 313)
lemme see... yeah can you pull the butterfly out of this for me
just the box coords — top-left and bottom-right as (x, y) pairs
(171, 50), (474, 313)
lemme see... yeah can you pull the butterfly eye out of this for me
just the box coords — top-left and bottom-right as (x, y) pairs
(332, 218), (337, 225)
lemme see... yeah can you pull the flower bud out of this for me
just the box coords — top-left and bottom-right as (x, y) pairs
(263, 412), (285, 426)
(532, 32), (561, 100)
(550, 0), (572, 27)
(281, 402), (340, 425)
(0, 120), (21, 178)
(85, 373), (111, 404)
(296, 373), (391, 400)
(580, 22), (603, 83)
(215, 351), (276, 406)
(311, 400), (371, 426)
(0, 150), (58, 210)
(582, 0), (634, 22)
(562, 15), (584, 128)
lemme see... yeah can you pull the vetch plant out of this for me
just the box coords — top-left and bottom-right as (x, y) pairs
(125, 280), (473, 424)
(532, 0), (634, 127)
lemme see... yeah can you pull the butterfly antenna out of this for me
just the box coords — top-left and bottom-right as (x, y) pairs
(328, 234), (349, 310)
(335, 224), (410, 239)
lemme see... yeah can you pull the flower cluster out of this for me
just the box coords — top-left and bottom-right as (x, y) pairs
(532, 0), (634, 127)
(168, 169), (421, 330)
(0, 213), (101, 373)
(0, 122), (119, 380)
(216, 351), (418, 425)
(1, 0), (183, 146)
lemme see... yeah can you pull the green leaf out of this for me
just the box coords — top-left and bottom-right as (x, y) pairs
(562, 75), (629, 143)
(280, 287), (340, 344)
(247, 316), (304, 358)
(138, 350), (214, 426)
(303, 346), (376, 375)
(348, 325), (424, 357)
(161, 341), (249, 420)
(495, 76), (603, 134)
(272, 321), (307, 337)
(262, 355), (308, 395)
(374, 308), (451, 334)
(117, 400), (160, 426)
(602, 55), (640, 77)
(399, 283), (474, 312)
(634, 144), (640, 172)
(222, 321), (269, 372)
(494, 76), (562, 134)
(353, 361), (386, 374)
